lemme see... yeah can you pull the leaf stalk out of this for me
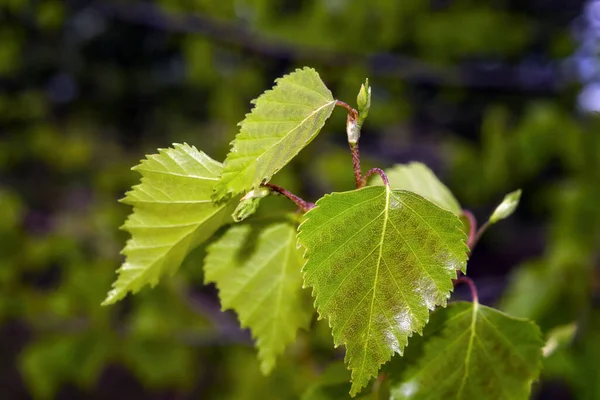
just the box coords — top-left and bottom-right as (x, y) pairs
(262, 183), (314, 212)
(454, 276), (479, 303)
(350, 143), (363, 188)
(364, 168), (389, 187)
(336, 100), (365, 189)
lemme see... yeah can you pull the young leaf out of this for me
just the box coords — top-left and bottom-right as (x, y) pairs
(204, 221), (312, 374)
(356, 78), (371, 126)
(388, 301), (543, 400)
(297, 186), (468, 396)
(232, 187), (271, 222)
(214, 67), (336, 199)
(369, 163), (461, 214)
(489, 189), (522, 224)
(543, 322), (577, 357)
(103, 143), (236, 305)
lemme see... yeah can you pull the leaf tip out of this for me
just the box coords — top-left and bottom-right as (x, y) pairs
(259, 358), (275, 376)
(100, 290), (119, 306)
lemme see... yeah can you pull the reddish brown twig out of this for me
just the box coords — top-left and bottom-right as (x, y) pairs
(336, 100), (364, 188)
(363, 168), (389, 187)
(453, 276), (479, 303)
(262, 183), (314, 212)
(335, 100), (359, 119)
(350, 143), (363, 188)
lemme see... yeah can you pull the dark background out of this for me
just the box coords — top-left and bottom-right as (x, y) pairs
(0, 0), (599, 398)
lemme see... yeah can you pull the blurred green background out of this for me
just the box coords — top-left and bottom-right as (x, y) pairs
(1, 0), (599, 399)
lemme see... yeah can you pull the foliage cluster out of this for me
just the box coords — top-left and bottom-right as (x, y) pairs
(103, 67), (541, 398)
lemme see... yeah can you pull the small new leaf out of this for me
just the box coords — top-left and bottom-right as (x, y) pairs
(214, 67), (336, 199)
(357, 78), (371, 125)
(204, 222), (312, 374)
(232, 187), (271, 222)
(543, 322), (577, 357)
(370, 162), (461, 214)
(103, 143), (236, 305)
(389, 302), (543, 400)
(298, 186), (468, 396)
(489, 189), (521, 224)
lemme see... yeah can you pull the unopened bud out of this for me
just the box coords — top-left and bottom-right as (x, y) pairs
(357, 78), (371, 124)
(489, 189), (521, 224)
(232, 187), (271, 222)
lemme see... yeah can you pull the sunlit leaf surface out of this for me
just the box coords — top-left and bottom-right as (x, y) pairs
(204, 221), (312, 374)
(389, 301), (542, 400)
(214, 67), (336, 199)
(103, 143), (236, 305)
(298, 186), (468, 396)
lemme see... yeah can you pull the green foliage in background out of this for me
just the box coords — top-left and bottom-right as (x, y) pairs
(0, 1), (598, 399)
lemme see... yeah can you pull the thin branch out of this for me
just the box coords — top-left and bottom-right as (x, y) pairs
(335, 101), (363, 188)
(332, 100), (366, 189)
(335, 100), (358, 119)
(262, 183), (314, 212)
(363, 168), (389, 187)
(453, 276), (479, 303)
(473, 221), (491, 249)
(350, 143), (363, 188)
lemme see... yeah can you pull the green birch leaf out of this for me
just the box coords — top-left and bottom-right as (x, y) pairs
(103, 143), (236, 305)
(370, 163), (461, 214)
(214, 67), (336, 199)
(204, 221), (312, 374)
(388, 301), (542, 400)
(297, 186), (468, 396)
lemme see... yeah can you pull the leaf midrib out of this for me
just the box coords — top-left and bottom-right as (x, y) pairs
(356, 186), (391, 390)
(457, 301), (479, 398)
(135, 168), (219, 180)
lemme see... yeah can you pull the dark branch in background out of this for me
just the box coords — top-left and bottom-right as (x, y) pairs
(90, 2), (561, 92)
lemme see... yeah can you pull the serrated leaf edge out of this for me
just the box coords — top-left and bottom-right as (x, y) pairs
(297, 187), (468, 396)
